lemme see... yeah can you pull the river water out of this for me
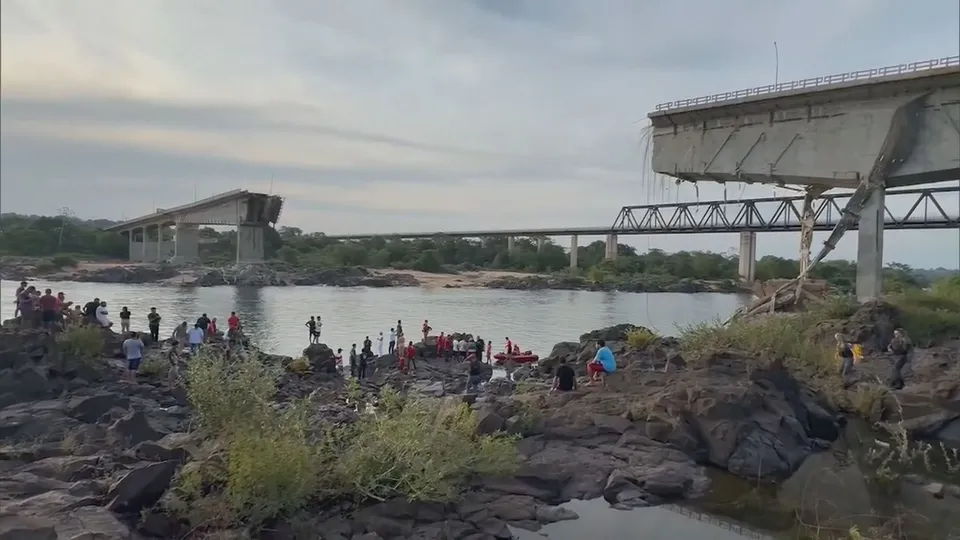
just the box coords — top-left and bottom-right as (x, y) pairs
(0, 281), (750, 358)
(1, 281), (788, 539)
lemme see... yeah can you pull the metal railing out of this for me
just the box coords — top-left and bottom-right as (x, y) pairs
(610, 186), (959, 234)
(654, 55), (959, 112)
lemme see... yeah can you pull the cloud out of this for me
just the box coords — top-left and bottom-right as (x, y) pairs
(1, 0), (958, 267)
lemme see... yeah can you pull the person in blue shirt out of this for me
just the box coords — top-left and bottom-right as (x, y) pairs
(588, 339), (616, 384)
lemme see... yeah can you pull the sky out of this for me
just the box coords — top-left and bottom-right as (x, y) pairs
(1, 0), (958, 268)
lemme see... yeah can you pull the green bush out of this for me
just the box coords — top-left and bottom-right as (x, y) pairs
(174, 351), (519, 529)
(679, 313), (834, 378)
(57, 325), (104, 367)
(626, 328), (659, 349)
(888, 278), (960, 342)
(337, 389), (519, 502)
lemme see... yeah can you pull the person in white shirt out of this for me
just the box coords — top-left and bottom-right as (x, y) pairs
(377, 332), (384, 356)
(316, 316), (323, 339)
(388, 328), (397, 355)
(187, 324), (205, 355)
(453, 338), (463, 361)
(95, 301), (111, 328)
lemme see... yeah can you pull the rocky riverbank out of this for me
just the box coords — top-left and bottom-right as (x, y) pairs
(1, 257), (739, 293)
(1, 299), (957, 539)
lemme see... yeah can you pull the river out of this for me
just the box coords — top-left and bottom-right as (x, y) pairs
(0, 281), (750, 358)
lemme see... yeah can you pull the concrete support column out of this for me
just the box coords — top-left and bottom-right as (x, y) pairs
(507, 236), (515, 254)
(141, 227), (149, 261)
(569, 234), (579, 269)
(126, 230), (134, 261)
(856, 188), (885, 302)
(738, 231), (757, 282)
(156, 226), (166, 262)
(173, 223), (200, 262)
(604, 233), (618, 261)
(536, 236), (546, 253)
(237, 224), (265, 264)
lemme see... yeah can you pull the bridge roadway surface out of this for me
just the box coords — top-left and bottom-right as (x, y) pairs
(321, 186), (959, 240)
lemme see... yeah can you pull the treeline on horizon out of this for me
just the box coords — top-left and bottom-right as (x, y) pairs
(0, 213), (956, 292)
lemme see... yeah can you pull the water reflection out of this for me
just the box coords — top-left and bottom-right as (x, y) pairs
(0, 282), (751, 357)
(510, 499), (774, 540)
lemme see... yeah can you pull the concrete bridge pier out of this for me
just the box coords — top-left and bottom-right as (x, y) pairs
(604, 233), (618, 261)
(173, 223), (200, 262)
(569, 234), (579, 269)
(237, 224), (265, 263)
(536, 236), (546, 253)
(507, 236), (515, 254)
(738, 231), (757, 282)
(856, 189), (885, 302)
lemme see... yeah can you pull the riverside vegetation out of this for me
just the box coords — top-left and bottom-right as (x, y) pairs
(2, 278), (958, 539)
(2, 212), (955, 292)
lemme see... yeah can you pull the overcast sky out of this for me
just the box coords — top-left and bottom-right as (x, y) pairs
(1, 0), (958, 268)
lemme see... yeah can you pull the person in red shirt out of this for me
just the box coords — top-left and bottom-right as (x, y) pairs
(445, 335), (454, 362)
(406, 342), (417, 372)
(505, 337), (513, 357)
(37, 288), (59, 330)
(227, 312), (240, 331)
(436, 332), (446, 357)
(208, 317), (219, 339)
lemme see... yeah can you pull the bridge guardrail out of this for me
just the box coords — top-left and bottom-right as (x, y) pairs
(654, 55), (959, 112)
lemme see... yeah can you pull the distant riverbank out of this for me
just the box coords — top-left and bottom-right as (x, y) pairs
(0, 257), (744, 293)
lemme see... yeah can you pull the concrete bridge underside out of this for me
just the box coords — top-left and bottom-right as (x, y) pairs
(105, 190), (284, 264)
(649, 61), (960, 302)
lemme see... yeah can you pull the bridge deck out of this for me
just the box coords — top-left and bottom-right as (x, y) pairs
(321, 186), (958, 240)
(649, 55), (958, 115)
(105, 189), (254, 231)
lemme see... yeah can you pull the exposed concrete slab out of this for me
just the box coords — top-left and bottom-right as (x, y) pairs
(649, 71), (960, 189)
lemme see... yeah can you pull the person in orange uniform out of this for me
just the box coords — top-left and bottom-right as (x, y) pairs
(397, 340), (408, 373)
(437, 332), (446, 357)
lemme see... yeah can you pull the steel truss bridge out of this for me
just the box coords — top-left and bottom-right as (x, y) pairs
(321, 186), (959, 240)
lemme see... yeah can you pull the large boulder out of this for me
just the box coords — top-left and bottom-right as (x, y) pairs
(303, 343), (338, 373)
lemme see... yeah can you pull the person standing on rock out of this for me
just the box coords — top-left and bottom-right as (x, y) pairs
(835, 334), (855, 379)
(422, 319), (431, 342)
(334, 348), (344, 373)
(306, 317), (318, 343)
(119, 306), (132, 333)
(437, 332), (446, 359)
(122, 331), (145, 383)
(396, 320), (404, 338)
(388, 328), (396, 355)
(406, 341), (417, 372)
(349, 344), (358, 377)
(196, 313), (211, 333)
(188, 323), (205, 355)
(486, 340), (492, 363)
(363, 335), (373, 356)
(316, 316), (323, 340)
(475, 336), (485, 363)
(38, 289), (59, 331)
(453, 336), (462, 361)
(377, 332), (384, 356)
(95, 301), (111, 328)
(13, 281), (27, 318)
(147, 308), (162, 342)
(887, 328), (912, 390)
(357, 348), (369, 380)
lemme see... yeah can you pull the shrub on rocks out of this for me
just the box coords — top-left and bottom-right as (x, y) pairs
(625, 327), (659, 349)
(172, 350), (519, 529)
(337, 387), (519, 503)
(56, 325), (104, 368)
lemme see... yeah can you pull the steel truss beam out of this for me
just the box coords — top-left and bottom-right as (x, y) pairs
(610, 186), (959, 235)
